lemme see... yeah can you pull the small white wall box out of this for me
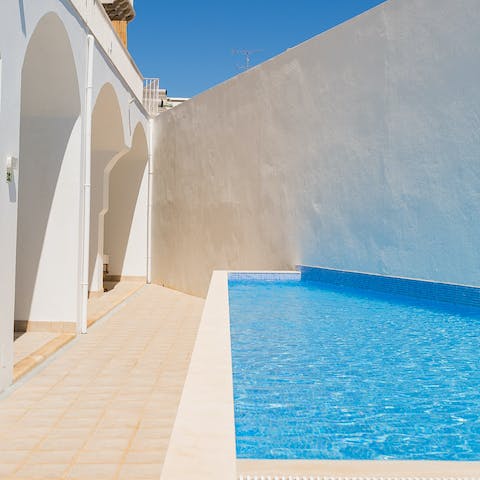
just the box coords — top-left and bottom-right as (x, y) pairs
(6, 156), (17, 183)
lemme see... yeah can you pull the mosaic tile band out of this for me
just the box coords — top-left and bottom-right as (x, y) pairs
(299, 266), (480, 308)
(229, 272), (301, 281)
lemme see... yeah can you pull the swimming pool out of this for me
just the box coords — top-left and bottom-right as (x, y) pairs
(228, 272), (480, 461)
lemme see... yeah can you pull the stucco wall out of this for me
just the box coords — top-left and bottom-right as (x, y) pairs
(152, 0), (480, 297)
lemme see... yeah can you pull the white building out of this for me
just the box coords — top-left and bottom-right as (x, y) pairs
(0, 0), (156, 392)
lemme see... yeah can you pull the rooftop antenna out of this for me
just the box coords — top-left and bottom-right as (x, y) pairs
(232, 49), (263, 70)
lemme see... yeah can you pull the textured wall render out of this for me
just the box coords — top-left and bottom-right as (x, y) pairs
(152, 0), (480, 297)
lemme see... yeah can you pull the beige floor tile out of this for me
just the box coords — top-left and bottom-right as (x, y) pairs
(0, 451), (30, 464)
(3, 436), (43, 450)
(54, 415), (101, 429)
(75, 449), (125, 464)
(130, 435), (170, 452)
(61, 408), (105, 420)
(14, 463), (69, 479)
(124, 451), (164, 464)
(0, 409), (28, 420)
(45, 428), (92, 439)
(134, 427), (172, 439)
(70, 398), (112, 410)
(24, 450), (77, 464)
(88, 427), (136, 440)
(1, 399), (38, 410)
(16, 416), (59, 429)
(33, 397), (76, 410)
(65, 463), (119, 480)
(96, 414), (141, 429)
(0, 463), (18, 477)
(39, 435), (89, 451)
(82, 436), (131, 451)
(5, 427), (47, 440)
(139, 416), (174, 427)
(118, 463), (163, 480)
(112, 398), (148, 409)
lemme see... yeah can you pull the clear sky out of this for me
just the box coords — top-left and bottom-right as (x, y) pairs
(129, 0), (387, 99)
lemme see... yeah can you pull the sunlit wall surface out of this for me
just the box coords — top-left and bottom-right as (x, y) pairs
(152, 0), (480, 297)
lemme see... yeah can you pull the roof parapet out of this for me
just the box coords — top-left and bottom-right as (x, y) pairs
(102, 0), (135, 22)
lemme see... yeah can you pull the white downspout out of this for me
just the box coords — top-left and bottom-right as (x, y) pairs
(146, 117), (154, 284)
(80, 34), (95, 334)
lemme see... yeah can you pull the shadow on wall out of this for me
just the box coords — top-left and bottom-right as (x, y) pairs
(89, 83), (127, 293)
(104, 124), (148, 278)
(15, 12), (81, 323)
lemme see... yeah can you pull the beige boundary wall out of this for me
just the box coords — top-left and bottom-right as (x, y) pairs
(152, 0), (480, 297)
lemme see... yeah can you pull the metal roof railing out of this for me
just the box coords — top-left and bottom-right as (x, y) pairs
(143, 78), (166, 116)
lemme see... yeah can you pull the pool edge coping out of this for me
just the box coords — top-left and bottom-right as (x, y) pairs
(160, 271), (237, 480)
(237, 459), (480, 478)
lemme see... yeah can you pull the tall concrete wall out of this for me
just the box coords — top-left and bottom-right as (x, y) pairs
(152, 0), (480, 297)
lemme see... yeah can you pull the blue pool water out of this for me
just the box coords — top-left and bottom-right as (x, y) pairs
(228, 277), (480, 460)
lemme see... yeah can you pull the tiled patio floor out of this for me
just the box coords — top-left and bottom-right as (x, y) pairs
(13, 281), (145, 382)
(87, 281), (145, 327)
(0, 285), (204, 480)
(14, 332), (59, 365)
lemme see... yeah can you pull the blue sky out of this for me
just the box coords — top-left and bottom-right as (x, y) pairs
(129, 0), (387, 98)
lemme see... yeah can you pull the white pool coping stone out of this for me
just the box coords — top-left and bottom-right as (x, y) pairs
(160, 271), (237, 480)
(161, 270), (480, 480)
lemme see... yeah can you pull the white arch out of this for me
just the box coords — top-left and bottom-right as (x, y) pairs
(15, 12), (81, 327)
(89, 83), (128, 294)
(104, 123), (149, 281)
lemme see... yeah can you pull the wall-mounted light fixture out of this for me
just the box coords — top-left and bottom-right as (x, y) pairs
(6, 156), (17, 183)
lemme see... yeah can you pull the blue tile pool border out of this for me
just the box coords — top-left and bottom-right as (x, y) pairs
(298, 265), (480, 308)
(228, 272), (301, 281)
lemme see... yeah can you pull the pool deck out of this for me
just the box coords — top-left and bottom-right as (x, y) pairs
(0, 284), (204, 480)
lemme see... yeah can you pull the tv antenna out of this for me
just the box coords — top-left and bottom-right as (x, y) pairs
(232, 49), (263, 70)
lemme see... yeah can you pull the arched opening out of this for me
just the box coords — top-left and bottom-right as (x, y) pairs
(89, 83), (127, 295)
(15, 13), (81, 332)
(104, 123), (148, 285)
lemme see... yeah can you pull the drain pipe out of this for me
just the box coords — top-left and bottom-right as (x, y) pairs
(79, 34), (95, 334)
(146, 117), (154, 284)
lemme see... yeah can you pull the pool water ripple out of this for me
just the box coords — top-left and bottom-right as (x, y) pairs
(228, 279), (480, 460)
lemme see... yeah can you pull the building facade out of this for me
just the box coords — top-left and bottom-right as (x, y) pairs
(0, 0), (152, 392)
